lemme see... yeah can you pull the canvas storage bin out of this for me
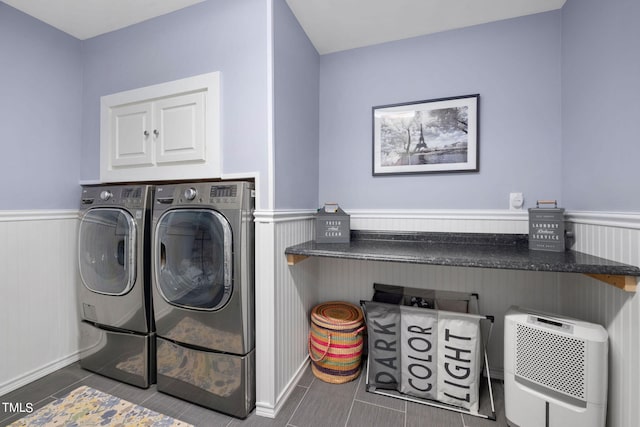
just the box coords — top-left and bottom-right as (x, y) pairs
(361, 284), (491, 413)
(308, 301), (365, 383)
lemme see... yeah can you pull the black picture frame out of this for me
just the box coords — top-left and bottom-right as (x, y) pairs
(372, 94), (479, 176)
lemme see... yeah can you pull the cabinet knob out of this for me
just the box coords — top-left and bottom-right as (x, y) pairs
(154, 129), (160, 137)
(143, 130), (149, 137)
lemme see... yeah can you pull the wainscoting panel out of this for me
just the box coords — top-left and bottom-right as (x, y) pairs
(0, 211), (80, 396)
(349, 209), (529, 234)
(273, 215), (318, 401)
(254, 218), (276, 414)
(559, 213), (640, 427)
(254, 211), (317, 417)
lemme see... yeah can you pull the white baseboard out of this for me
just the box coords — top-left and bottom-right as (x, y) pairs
(255, 357), (310, 418)
(0, 352), (81, 397)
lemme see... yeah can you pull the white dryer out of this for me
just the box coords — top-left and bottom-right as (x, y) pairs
(77, 184), (155, 388)
(151, 181), (255, 418)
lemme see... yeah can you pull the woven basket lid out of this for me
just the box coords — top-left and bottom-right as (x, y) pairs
(311, 301), (363, 329)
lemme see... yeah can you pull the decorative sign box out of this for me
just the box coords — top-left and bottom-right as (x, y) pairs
(315, 204), (350, 243)
(529, 200), (565, 252)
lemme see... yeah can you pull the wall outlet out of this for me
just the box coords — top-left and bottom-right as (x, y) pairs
(510, 192), (524, 210)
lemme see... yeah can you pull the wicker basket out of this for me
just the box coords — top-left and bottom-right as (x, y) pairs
(308, 301), (365, 384)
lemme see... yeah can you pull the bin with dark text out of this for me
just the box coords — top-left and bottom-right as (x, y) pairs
(361, 284), (495, 420)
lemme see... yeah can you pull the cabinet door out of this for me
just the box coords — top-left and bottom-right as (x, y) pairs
(109, 102), (154, 167)
(100, 72), (220, 183)
(153, 92), (206, 165)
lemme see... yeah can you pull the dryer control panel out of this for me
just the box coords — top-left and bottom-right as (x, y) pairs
(154, 182), (253, 211)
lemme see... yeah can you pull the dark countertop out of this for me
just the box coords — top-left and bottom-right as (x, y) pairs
(285, 231), (640, 276)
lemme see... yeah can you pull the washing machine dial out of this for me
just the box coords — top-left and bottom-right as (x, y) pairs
(184, 187), (197, 200)
(99, 190), (112, 201)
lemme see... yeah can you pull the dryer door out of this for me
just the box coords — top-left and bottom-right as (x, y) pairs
(79, 208), (136, 296)
(155, 209), (232, 311)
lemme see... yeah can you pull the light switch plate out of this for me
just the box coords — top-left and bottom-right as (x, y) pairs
(510, 192), (524, 210)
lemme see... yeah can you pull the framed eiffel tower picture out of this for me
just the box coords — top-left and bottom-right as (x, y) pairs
(372, 94), (479, 176)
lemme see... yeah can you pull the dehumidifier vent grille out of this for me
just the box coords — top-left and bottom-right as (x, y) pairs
(515, 323), (586, 400)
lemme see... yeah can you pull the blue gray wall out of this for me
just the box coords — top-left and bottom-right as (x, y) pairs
(4, 1), (637, 213)
(318, 11), (563, 210)
(80, 0), (270, 208)
(273, 0), (320, 210)
(561, 0), (640, 212)
(0, 3), (82, 210)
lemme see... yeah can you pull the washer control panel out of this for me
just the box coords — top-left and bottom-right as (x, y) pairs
(81, 186), (147, 208)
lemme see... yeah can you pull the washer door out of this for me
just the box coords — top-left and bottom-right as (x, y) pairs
(155, 209), (232, 311)
(79, 208), (136, 296)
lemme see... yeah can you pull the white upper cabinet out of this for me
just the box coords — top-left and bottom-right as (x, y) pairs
(101, 72), (220, 183)
(154, 92), (206, 165)
(109, 102), (153, 168)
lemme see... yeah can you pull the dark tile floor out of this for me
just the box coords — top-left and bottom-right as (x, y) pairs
(0, 362), (506, 426)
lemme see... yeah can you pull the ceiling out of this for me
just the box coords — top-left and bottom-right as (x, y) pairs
(2, 0), (566, 54)
(1, 0), (207, 40)
(287, 0), (566, 54)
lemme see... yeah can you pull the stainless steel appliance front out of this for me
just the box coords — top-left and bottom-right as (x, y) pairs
(77, 184), (155, 388)
(152, 181), (255, 418)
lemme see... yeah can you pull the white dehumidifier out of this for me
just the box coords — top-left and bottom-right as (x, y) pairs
(504, 307), (608, 427)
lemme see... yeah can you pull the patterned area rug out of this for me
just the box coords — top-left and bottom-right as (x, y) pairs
(8, 385), (192, 426)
